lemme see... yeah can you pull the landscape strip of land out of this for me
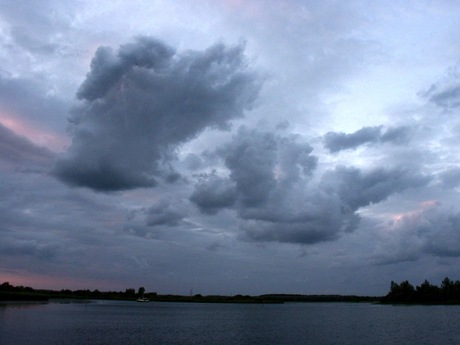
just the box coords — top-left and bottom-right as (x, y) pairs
(2, 278), (460, 305)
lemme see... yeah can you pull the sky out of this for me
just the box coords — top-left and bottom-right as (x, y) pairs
(1, 0), (460, 296)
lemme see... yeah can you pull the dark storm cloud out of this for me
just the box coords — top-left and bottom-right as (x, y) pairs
(190, 172), (237, 215)
(324, 126), (381, 152)
(196, 126), (318, 211)
(277, 135), (318, 178)
(224, 128), (278, 207)
(191, 127), (431, 244)
(238, 190), (361, 244)
(223, 127), (318, 208)
(54, 37), (261, 191)
(76, 37), (175, 101)
(375, 206), (460, 265)
(0, 123), (55, 170)
(424, 211), (460, 257)
(145, 201), (186, 227)
(240, 215), (358, 244)
(191, 127), (353, 244)
(324, 125), (412, 152)
(321, 166), (431, 211)
(240, 166), (428, 244)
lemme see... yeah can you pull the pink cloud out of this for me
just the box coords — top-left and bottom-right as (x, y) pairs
(0, 112), (69, 153)
(388, 200), (441, 228)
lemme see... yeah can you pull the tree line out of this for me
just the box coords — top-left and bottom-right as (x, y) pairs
(381, 277), (460, 304)
(0, 282), (153, 301)
(3, 278), (460, 304)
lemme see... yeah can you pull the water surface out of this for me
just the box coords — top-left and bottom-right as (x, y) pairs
(1, 300), (459, 344)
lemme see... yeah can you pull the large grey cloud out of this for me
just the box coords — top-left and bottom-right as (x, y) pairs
(190, 128), (309, 208)
(324, 125), (412, 153)
(189, 128), (416, 244)
(190, 172), (237, 215)
(373, 204), (460, 265)
(190, 126), (431, 244)
(320, 166), (431, 211)
(144, 201), (186, 227)
(424, 210), (460, 258)
(54, 37), (261, 191)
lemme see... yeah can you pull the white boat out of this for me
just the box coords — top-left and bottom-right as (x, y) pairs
(136, 297), (149, 302)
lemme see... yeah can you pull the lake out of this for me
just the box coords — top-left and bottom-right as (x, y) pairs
(1, 300), (459, 344)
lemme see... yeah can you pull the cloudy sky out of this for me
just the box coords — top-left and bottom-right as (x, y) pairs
(2, 0), (460, 296)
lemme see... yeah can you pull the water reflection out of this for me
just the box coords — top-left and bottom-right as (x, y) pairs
(0, 301), (459, 345)
(0, 301), (49, 309)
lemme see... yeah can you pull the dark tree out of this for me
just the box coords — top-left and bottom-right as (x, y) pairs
(383, 277), (460, 304)
(383, 280), (415, 303)
(138, 287), (145, 297)
(416, 280), (440, 302)
(125, 288), (136, 297)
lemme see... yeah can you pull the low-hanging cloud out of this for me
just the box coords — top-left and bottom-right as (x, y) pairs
(190, 127), (431, 245)
(373, 204), (460, 265)
(320, 165), (431, 211)
(241, 165), (429, 245)
(144, 201), (186, 227)
(54, 37), (262, 191)
(190, 172), (237, 215)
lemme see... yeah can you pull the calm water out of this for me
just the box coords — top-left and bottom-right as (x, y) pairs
(1, 300), (459, 345)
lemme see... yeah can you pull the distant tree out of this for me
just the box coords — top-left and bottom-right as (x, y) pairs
(399, 280), (415, 293)
(416, 280), (440, 302)
(390, 281), (399, 295)
(138, 287), (145, 297)
(0, 282), (13, 291)
(440, 277), (452, 299)
(383, 277), (460, 304)
(385, 280), (415, 302)
(441, 277), (453, 290)
(60, 289), (72, 296)
(91, 289), (101, 297)
(125, 288), (136, 297)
